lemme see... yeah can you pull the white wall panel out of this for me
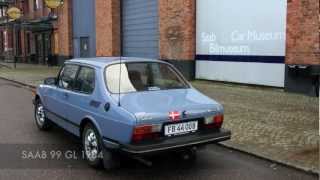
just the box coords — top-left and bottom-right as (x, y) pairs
(196, 61), (285, 87)
(196, 0), (287, 87)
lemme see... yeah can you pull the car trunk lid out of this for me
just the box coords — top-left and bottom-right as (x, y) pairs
(115, 89), (221, 125)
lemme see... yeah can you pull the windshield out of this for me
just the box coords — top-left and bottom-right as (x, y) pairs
(105, 62), (189, 93)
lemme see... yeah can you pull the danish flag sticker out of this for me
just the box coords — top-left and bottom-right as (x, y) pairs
(169, 111), (180, 121)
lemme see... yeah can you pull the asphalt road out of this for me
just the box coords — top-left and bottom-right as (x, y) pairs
(0, 78), (317, 180)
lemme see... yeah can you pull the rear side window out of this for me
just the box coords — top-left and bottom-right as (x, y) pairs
(58, 65), (79, 90)
(74, 67), (95, 94)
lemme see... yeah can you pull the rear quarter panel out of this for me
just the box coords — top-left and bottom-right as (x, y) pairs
(84, 67), (137, 144)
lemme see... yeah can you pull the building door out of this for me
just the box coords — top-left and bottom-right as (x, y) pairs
(15, 29), (21, 57)
(72, 0), (95, 58)
(35, 34), (44, 64)
(43, 33), (51, 64)
(0, 30), (4, 57)
(121, 0), (159, 58)
(35, 33), (51, 64)
(80, 37), (89, 58)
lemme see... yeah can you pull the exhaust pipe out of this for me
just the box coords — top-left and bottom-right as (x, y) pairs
(180, 147), (197, 160)
(131, 156), (153, 167)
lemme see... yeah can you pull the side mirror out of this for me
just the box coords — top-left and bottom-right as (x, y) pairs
(44, 77), (57, 86)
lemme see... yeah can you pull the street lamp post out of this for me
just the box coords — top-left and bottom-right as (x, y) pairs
(44, 0), (63, 67)
(45, 0), (63, 18)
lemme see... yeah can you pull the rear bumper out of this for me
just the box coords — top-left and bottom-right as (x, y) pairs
(103, 129), (231, 155)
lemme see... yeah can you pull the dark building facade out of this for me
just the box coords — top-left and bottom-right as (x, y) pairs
(0, 0), (72, 65)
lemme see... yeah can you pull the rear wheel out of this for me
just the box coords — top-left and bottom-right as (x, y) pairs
(82, 123), (120, 170)
(82, 123), (103, 168)
(34, 99), (52, 130)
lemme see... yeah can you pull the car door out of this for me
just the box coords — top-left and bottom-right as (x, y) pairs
(66, 66), (97, 132)
(48, 64), (79, 131)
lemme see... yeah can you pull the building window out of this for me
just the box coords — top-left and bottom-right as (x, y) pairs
(0, 7), (7, 17)
(34, 0), (40, 10)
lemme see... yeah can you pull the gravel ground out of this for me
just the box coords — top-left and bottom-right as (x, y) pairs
(192, 81), (319, 173)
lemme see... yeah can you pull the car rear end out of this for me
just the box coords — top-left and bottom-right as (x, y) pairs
(119, 108), (231, 155)
(104, 60), (231, 155)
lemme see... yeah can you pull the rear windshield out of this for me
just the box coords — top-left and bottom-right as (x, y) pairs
(105, 62), (189, 93)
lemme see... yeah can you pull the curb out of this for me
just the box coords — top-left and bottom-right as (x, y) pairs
(0, 77), (318, 176)
(0, 63), (12, 69)
(218, 143), (319, 176)
(0, 77), (36, 90)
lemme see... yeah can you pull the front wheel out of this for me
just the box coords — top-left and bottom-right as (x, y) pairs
(34, 99), (52, 130)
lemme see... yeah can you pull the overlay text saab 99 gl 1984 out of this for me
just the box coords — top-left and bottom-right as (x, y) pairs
(33, 57), (231, 169)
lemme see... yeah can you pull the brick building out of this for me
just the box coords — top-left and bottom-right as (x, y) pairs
(285, 0), (319, 96)
(0, 0), (71, 64)
(0, 0), (319, 96)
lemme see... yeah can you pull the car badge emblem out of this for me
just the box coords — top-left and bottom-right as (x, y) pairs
(182, 110), (188, 118)
(169, 111), (180, 121)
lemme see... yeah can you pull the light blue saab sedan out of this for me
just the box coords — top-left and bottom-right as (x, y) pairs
(33, 57), (231, 169)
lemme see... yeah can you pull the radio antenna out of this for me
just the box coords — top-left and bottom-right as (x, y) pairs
(118, 2), (123, 107)
(118, 55), (122, 107)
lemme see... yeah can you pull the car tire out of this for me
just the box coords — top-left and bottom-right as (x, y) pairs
(82, 123), (120, 170)
(82, 123), (104, 168)
(34, 99), (52, 131)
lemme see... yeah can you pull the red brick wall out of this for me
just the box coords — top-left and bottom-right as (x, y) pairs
(95, 0), (120, 57)
(94, 0), (195, 60)
(159, 0), (196, 61)
(53, 0), (73, 57)
(6, 28), (13, 51)
(286, 0), (320, 65)
(25, 0), (50, 20)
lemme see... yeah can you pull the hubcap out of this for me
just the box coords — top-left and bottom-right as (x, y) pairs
(36, 103), (45, 126)
(84, 129), (99, 162)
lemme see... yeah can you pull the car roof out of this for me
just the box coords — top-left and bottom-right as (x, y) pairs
(66, 57), (164, 68)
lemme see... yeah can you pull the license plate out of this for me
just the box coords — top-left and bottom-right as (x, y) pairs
(164, 121), (198, 136)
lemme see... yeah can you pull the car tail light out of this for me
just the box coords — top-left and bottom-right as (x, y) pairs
(132, 124), (161, 143)
(204, 114), (224, 129)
